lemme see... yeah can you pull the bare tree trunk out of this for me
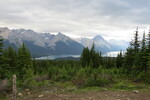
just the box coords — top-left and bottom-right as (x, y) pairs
(12, 74), (17, 100)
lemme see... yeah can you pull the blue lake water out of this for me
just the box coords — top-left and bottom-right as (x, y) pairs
(35, 51), (124, 60)
(104, 51), (125, 57)
(35, 55), (80, 60)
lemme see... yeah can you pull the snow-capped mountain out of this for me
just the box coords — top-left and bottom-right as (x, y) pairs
(75, 37), (94, 49)
(93, 35), (114, 52)
(0, 27), (84, 57)
(74, 35), (129, 53)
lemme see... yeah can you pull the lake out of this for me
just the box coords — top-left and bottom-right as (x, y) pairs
(103, 51), (125, 57)
(35, 51), (124, 60)
(35, 54), (80, 60)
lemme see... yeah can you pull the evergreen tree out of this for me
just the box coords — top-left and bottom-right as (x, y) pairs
(80, 47), (90, 67)
(124, 44), (135, 67)
(141, 31), (146, 52)
(146, 29), (150, 52)
(126, 27), (140, 66)
(124, 27), (141, 73)
(116, 51), (123, 68)
(132, 27), (140, 53)
(17, 43), (33, 79)
(90, 43), (101, 68)
(139, 31), (148, 71)
(132, 28), (140, 66)
(3, 46), (17, 74)
(80, 43), (102, 68)
(99, 52), (103, 65)
(146, 29), (150, 69)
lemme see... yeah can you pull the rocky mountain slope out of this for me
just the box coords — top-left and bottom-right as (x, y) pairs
(0, 27), (84, 57)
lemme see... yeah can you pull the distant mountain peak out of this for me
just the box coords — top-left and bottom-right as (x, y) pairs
(93, 35), (104, 41)
(57, 32), (65, 36)
(0, 27), (9, 30)
(55, 32), (71, 41)
(0, 27), (11, 39)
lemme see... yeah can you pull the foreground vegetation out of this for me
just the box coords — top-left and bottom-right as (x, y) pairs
(0, 27), (150, 99)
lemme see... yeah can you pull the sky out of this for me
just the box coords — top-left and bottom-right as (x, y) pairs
(0, 0), (150, 40)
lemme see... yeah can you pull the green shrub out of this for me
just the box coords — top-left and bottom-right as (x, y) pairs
(138, 71), (150, 83)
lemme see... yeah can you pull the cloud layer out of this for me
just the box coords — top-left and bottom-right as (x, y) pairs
(0, 0), (149, 40)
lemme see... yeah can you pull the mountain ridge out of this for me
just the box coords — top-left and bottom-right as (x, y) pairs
(0, 27), (84, 57)
(73, 35), (128, 53)
(0, 27), (128, 57)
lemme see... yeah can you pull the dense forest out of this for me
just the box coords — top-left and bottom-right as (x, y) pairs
(0, 27), (150, 90)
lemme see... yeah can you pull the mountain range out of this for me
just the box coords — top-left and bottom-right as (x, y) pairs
(74, 36), (128, 53)
(0, 27), (129, 57)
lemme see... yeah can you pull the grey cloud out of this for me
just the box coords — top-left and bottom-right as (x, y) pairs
(0, 0), (149, 40)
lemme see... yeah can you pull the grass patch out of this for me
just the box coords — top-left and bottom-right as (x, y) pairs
(54, 81), (74, 88)
(49, 81), (150, 93)
(111, 81), (149, 91)
(0, 94), (8, 100)
(54, 82), (77, 92)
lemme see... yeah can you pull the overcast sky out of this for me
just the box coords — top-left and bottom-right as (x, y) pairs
(0, 0), (150, 40)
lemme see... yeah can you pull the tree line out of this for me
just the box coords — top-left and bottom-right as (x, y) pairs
(79, 27), (150, 82)
(0, 39), (33, 80)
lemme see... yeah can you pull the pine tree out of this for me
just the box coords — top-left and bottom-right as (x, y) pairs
(3, 46), (17, 74)
(146, 29), (150, 52)
(90, 44), (96, 68)
(80, 47), (90, 67)
(80, 43), (102, 68)
(132, 27), (140, 53)
(139, 31), (148, 71)
(124, 27), (140, 73)
(90, 43), (101, 68)
(141, 31), (146, 52)
(146, 29), (150, 70)
(116, 51), (123, 68)
(17, 43), (33, 79)
(124, 42), (135, 67)
(132, 27), (140, 66)
(99, 52), (103, 65)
